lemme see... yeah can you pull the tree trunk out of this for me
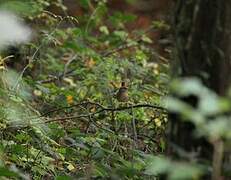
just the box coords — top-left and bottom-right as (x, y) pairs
(169, 0), (231, 178)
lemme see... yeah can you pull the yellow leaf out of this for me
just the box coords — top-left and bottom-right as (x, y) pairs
(0, 66), (6, 70)
(154, 118), (161, 127)
(90, 106), (96, 112)
(154, 69), (159, 75)
(144, 92), (152, 98)
(66, 95), (74, 104)
(67, 163), (75, 171)
(85, 58), (96, 69)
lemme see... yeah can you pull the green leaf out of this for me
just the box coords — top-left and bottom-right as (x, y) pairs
(141, 35), (153, 44)
(99, 26), (109, 35)
(169, 163), (203, 180)
(56, 176), (72, 180)
(114, 30), (128, 39)
(0, 167), (19, 177)
(144, 156), (171, 175)
(0, 1), (32, 16)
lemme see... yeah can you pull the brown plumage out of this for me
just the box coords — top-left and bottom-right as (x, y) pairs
(116, 82), (128, 102)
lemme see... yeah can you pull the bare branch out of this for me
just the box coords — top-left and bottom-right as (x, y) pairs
(40, 101), (166, 118)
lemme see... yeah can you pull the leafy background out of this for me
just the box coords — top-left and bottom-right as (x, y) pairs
(0, 0), (170, 179)
(2, 0), (230, 179)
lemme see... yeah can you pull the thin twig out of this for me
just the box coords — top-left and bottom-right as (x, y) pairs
(12, 13), (78, 90)
(63, 54), (78, 77)
(131, 105), (138, 146)
(40, 101), (104, 117)
(44, 101), (166, 116)
(102, 42), (140, 57)
(101, 26), (155, 57)
(37, 103), (166, 130)
(37, 68), (76, 84)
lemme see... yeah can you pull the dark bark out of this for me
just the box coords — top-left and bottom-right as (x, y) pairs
(169, 0), (231, 178)
(174, 1), (223, 89)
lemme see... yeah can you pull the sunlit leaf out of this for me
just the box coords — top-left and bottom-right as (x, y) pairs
(99, 25), (109, 35)
(145, 156), (171, 175)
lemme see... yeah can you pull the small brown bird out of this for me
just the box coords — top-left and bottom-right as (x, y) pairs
(116, 81), (129, 102)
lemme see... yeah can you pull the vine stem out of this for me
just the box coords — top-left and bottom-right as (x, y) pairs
(211, 138), (224, 180)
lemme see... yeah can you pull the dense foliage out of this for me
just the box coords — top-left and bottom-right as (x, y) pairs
(1, 0), (230, 179)
(0, 0), (169, 179)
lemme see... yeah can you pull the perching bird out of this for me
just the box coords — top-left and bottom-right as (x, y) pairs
(116, 81), (128, 102)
